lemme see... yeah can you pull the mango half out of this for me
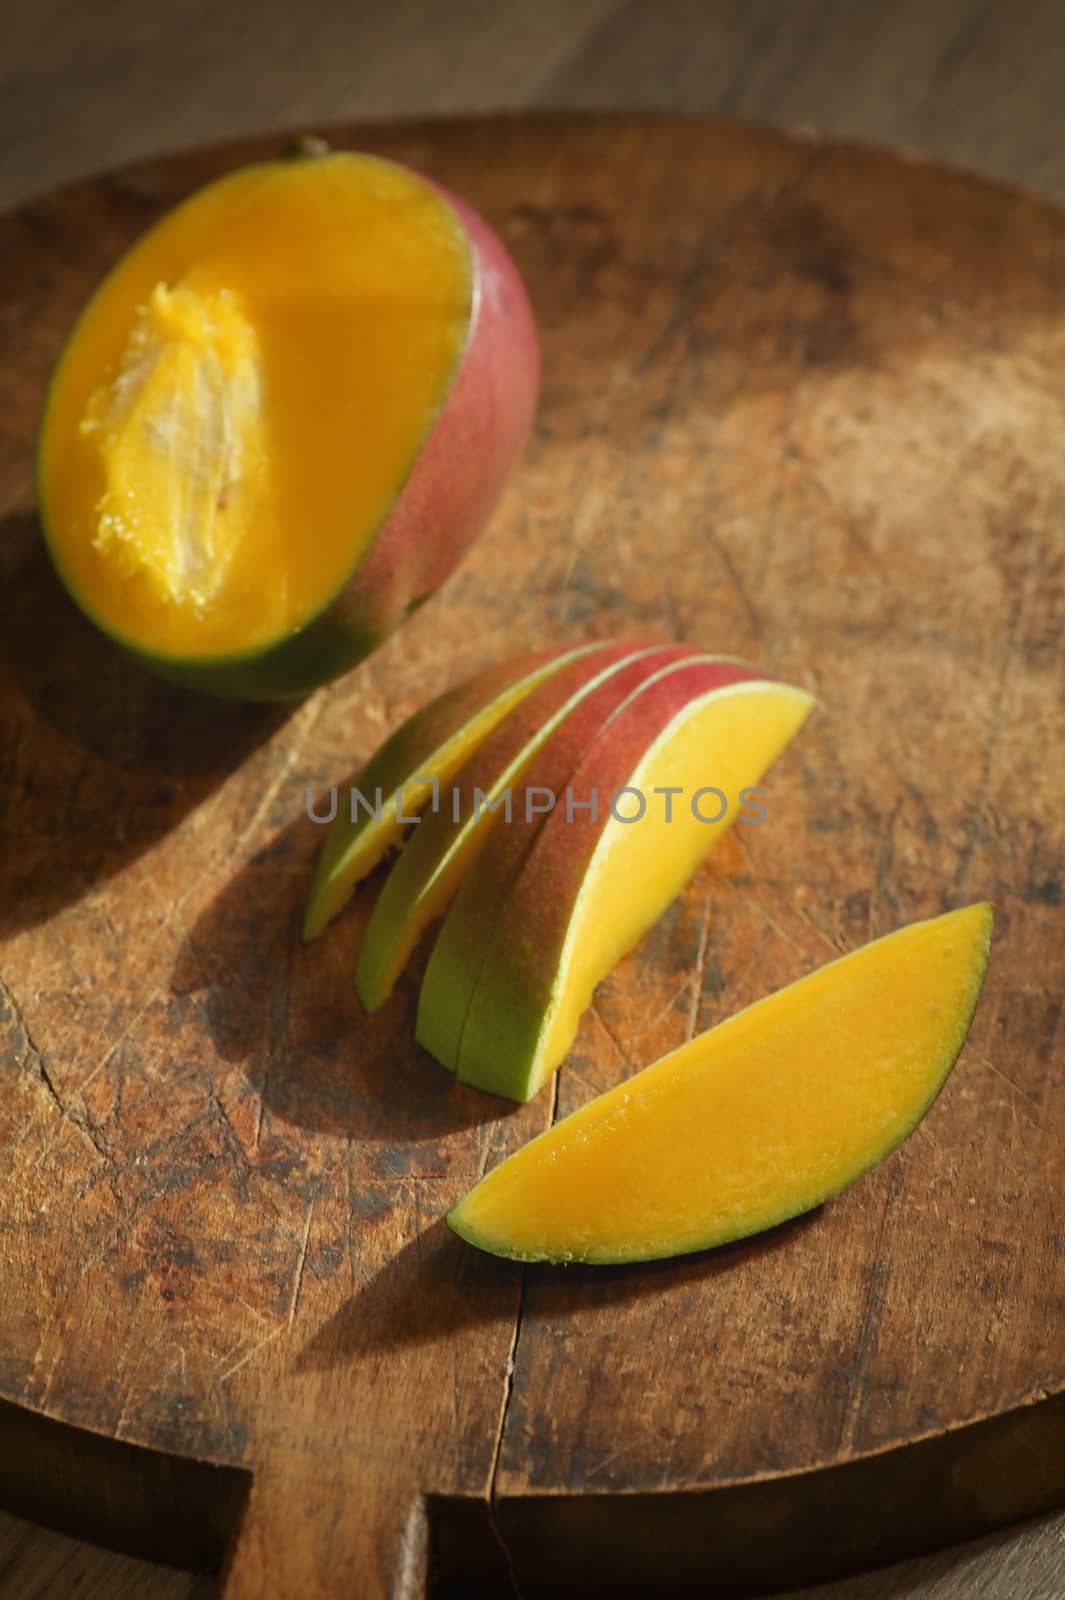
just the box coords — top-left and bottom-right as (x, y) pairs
(37, 149), (538, 698)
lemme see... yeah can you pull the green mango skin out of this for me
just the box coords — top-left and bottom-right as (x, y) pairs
(446, 672), (813, 1102)
(415, 654), (759, 1075)
(303, 643), (603, 941)
(360, 643), (708, 1016)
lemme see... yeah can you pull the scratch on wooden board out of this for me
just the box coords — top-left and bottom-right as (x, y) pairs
(729, 886), (809, 961)
(481, 965), (577, 1598)
(2, 976), (112, 1166)
(229, 695), (328, 865)
(345, 1152), (358, 1290)
(34, 1333), (67, 1413)
(288, 1198), (316, 1332)
(954, 546), (1037, 901)
(704, 522), (765, 644)
(632, 979), (691, 1044)
(786, 440), (899, 595)
(218, 1324), (284, 1386)
(866, 798), (902, 944)
(967, 1046), (1040, 1110)
(589, 997), (631, 1069)
(793, 894), (849, 956)
(202, 1073), (253, 1180)
(583, 1439), (640, 1481)
(840, 1154), (907, 1454)
(255, 932), (292, 1152)
(75, 991), (163, 1099)
(557, 480), (607, 601)
(684, 887), (713, 1042)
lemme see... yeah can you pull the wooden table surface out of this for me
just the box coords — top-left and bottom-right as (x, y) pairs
(3, 4), (1064, 1597)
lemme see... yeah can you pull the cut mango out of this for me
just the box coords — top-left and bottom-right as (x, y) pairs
(443, 675), (813, 1101)
(416, 655), (759, 1071)
(354, 643), (693, 1011)
(303, 644), (599, 940)
(37, 150), (538, 698)
(449, 904), (993, 1263)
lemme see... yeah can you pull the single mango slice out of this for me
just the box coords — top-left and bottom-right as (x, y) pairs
(449, 904), (993, 1263)
(354, 642), (700, 1012)
(439, 673), (813, 1101)
(303, 644), (600, 940)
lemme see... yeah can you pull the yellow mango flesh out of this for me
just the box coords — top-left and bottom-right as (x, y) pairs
(450, 904), (992, 1263)
(455, 681), (814, 1101)
(77, 282), (267, 614)
(534, 683), (815, 1088)
(39, 154), (471, 660)
(355, 647), (656, 1011)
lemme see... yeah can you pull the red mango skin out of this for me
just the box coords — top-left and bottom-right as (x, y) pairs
(123, 173), (540, 700)
(450, 660), (779, 1096)
(303, 642), (604, 943)
(415, 647), (736, 1063)
(354, 641), (685, 1010)
(479, 660), (766, 959)
(343, 185), (540, 639)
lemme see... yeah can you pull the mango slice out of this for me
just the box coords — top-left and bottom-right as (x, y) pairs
(449, 904), (993, 1264)
(354, 643), (695, 1011)
(437, 673), (813, 1101)
(416, 654), (760, 1071)
(303, 644), (599, 940)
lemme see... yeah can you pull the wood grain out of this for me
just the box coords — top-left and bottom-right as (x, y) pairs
(1, 114), (1064, 1597)
(9, 0), (1065, 212)
(0, 1508), (212, 1600)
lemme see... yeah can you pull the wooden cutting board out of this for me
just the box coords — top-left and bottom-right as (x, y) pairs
(1, 115), (1062, 1599)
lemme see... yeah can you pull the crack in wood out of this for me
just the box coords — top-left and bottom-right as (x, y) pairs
(486, 1268), (526, 1600)
(589, 996), (632, 1069)
(287, 1198), (316, 1333)
(839, 1153), (908, 1455)
(484, 1057), (566, 1598)
(684, 884), (714, 1042)
(1, 976), (113, 1167)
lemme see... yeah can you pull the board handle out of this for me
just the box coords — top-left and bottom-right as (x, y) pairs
(219, 1460), (429, 1600)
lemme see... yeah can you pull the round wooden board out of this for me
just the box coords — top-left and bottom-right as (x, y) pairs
(0, 115), (1063, 1599)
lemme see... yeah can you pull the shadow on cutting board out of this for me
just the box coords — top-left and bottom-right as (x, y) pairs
(0, 512), (291, 942)
(170, 811), (513, 1144)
